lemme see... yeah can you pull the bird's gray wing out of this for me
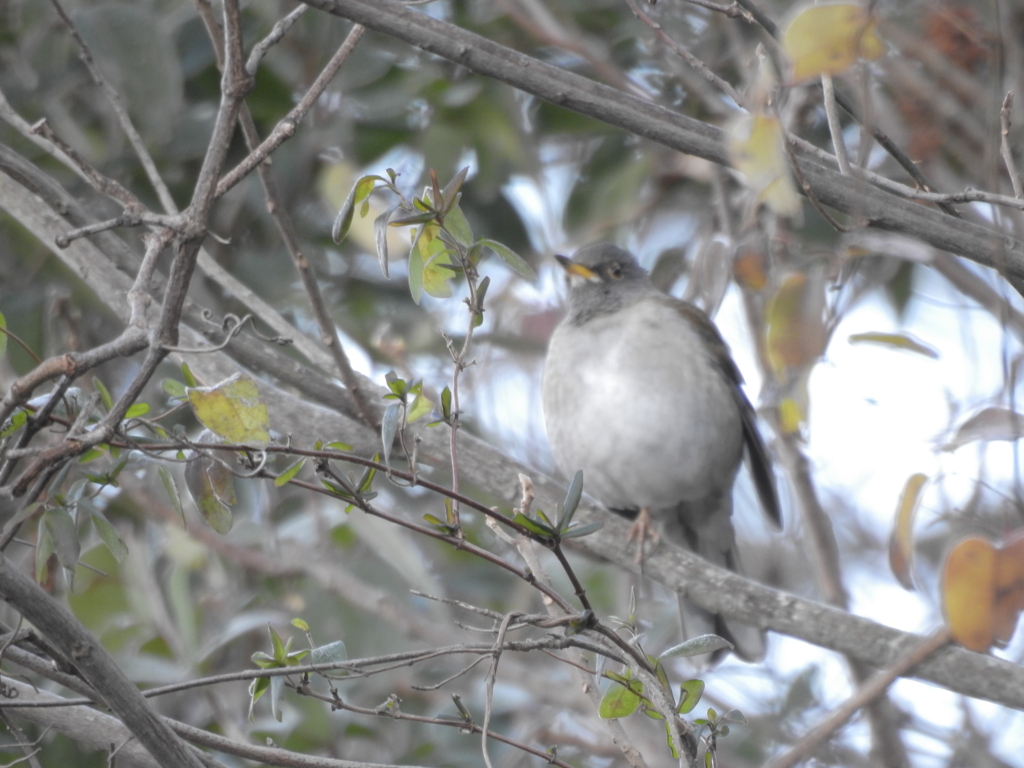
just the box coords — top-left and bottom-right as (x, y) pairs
(671, 300), (782, 529)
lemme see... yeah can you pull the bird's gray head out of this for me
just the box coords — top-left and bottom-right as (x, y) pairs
(556, 243), (652, 325)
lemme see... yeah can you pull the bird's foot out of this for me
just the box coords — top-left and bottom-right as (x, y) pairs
(627, 507), (659, 565)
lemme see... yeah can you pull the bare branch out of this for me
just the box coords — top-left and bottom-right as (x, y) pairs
(764, 629), (952, 768)
(1001, 92), (1024, 199)
(300, 0), (1024, 283)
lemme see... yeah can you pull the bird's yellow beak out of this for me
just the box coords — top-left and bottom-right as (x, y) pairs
(554, 254), (599, 281)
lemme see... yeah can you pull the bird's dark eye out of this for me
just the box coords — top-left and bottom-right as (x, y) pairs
(608, 263), (623, 279)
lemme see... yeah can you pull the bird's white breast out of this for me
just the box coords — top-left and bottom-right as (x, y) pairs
(543, 299), (743, 511)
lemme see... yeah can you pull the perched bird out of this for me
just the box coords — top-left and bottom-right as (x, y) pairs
(542, 243), (781, 661)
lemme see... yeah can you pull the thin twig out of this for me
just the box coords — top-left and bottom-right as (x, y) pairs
(764, 629), (951, 768)
(28, 119), (144, 209)
(47, 0), (178, 214)
(195, 14), (376, 426)
(624, 0), (748, 109)
(821, 75), (852, 176)
(480, 612), (516, 768)
(509, 533), (648, 768)
(1001, 92), (1024, 199)
(732, 0), (961, 218)
(216, 25), (367, 197)
(246, 5), (310, 74)
(683, 0), (755, 21)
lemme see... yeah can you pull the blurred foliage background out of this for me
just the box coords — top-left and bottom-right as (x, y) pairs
(2, 0), (1024, 766)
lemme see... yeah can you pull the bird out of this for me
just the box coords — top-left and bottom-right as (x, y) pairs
(542, 243), (781, 661)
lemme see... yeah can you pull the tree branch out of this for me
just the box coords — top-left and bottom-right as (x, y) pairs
(300, 0), (1024, 284)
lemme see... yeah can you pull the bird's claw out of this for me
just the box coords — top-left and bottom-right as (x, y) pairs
(627, 507), (659, 566)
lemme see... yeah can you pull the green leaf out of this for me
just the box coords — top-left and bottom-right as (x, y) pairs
(479, 238), (537, 281)
(722, 708), (748, 725)
(0, 410), (28, 438)
(381, 402), (401, 469)
(183, 451), (235, 534)
(78, 447), (105, 464)
(374, 206), (395, 278)
(408, 227), (425, 304)
(270, 675), (284, 721)
(35, 518), (54, 584)
(385, 371), (407, 397)
(660, 634), (734, 659)
(325, 440), (353, 451)
(651, 657), (671, 694)
(332, 183), (358, 243)
(311, 640), (348, 665)
(677, 679), (705, 715)
(444, 204), (474, 247)
(558, 470), (584, 531)
(162, 378), (187, 399)
(124, 402), (150, 419)
(291, 618), (310, 631)
(44, 507), (80, 577)
(251, 652), (279, 669)
(357, 457), (379, 494)
(0, 310), (7, 362)
(440, 386), (452, 421)
(268, 625), (286, 661)
(414, 223), (457, 299)
(320, 477), (355, 500)
(158, 466), (185, 527)
(0, 501), (42, 537)
(443, 496), (455, 525)
(186, 373), (270, 448)
(559, 521), (604, 539)
(512, 512), (555, 538)
(451, 692), (472, 721)
(598, 676), (643, 719)
(473, 275), (490, 327)
(666, 720), (680, 760)
(275, 458), (306, 487)
(181, 363), (198, 388)
(439, 166), (469, 213)
(91, 509), (129, 562)
(389, 209), (437, 226)
(354, 175), (377, 206)
(248, 676), (270, 721)
(407, 392), (433, 424)
(92, 377), (113, 411)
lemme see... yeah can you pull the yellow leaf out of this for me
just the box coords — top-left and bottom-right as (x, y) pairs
(888, 473), (927, 590)
(783, 3), (885, 82)
(764, 273), (826, 379)
(414, 223), (458, 299)
(849, 332), (939, 359)
(187, 373), (270, 448)
(942, 537), (995, 653)
(733, 245), (768, 291)
(993, 533), (1024, 647)
(184, 452), (236, 535)
(777, 397), (804, 435)
(727, 114), (801, 217)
